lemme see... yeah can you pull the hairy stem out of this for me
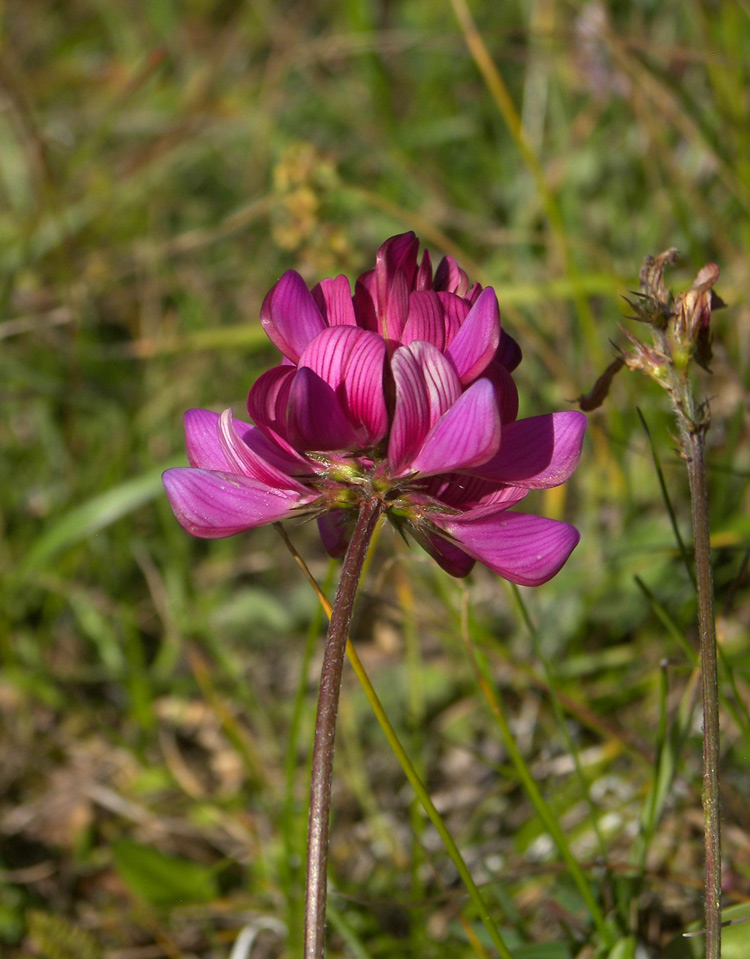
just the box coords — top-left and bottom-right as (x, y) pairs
(304, 496), (384, 959)
(682, 425), (721, 959)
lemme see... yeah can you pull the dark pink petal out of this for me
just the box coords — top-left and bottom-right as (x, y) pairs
(388, 346), (431, 474)
(353, 275), (378, 333)
(437, 292), (469, 346)
(497, 329), (522, 372)
(375, 232), (419, 305)
(409, 378), (501, 477)
(410, 526), (476, 577)
(371, 233), (418, 341)
(401, 291), (446, 350)
(260, 270), (326, 362)
(431, 510), (580, 586)
(415, 249), (433, 290)
(482, 359), (519, 424)
(317, 510), (354, 558)
(184, 409), (231, 470)
(287, 367), (359, 451)
(469, 412), (587, 488)
(434, 255), (469, 295)
(429, 472), (528, 511)
(162, 468), (314, 538)
(217, 409), (310, 492)
(298, 326), (388, 443)
(382, 268), (409, 341)
(407, 340), (462, 423)
(311, 275), (357, 327)
(247, 365), (295, 437)
(237, 418), (316, 476)
(446, 287), (501, 383)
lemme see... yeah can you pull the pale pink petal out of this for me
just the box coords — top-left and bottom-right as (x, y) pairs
(409, 378), (501, 477)
(163, 468), (315, 538)
(469, 412), (587, 488)
(260, 270), (326, 362)
(446, 287), (501, 383)
(312, 275), (357, 326)
(287, 367), (359, 451)
(431, 510), (580, 586)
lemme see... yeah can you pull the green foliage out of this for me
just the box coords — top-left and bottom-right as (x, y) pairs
(1, 0), (749, 956)
(112, 839), (220, 906)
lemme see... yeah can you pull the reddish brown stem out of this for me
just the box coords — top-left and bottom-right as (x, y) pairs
(304, 496), (384, 959)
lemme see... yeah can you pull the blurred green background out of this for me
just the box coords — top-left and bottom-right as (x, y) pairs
(1, 1), (750, 957)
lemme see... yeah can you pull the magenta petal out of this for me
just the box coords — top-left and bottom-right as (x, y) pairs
(287, 367), (359, 451)
(432, 510), (580, 586)
(260, 271), (326, 362)
(312, 275), (357, 327)
(446, 287), (501, 383)
(409, 378), (501, 477)
(298, 326), (388, 443)
(162, 468), (313, 538)
(184, 409), (231, 470)
(401, 291), (445, 350)
(469, 411), (587, 488)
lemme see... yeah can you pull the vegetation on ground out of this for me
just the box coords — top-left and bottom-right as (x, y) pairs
(1, 1), (749, 956)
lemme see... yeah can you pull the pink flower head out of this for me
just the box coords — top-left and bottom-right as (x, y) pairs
(163, 233), (586, 586)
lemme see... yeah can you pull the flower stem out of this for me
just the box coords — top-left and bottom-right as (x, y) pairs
(304, 496), (385, 959)
(682, 423), (722, 959)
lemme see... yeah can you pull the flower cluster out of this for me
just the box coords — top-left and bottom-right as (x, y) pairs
(163, 233), (586, 585)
